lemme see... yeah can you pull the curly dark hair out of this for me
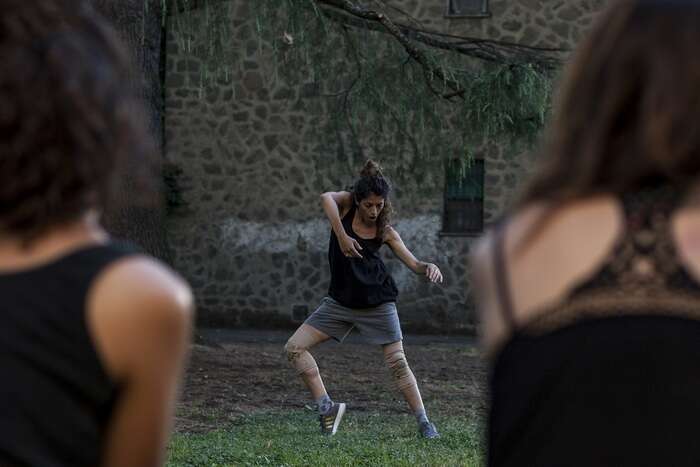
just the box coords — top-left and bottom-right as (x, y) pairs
(0, 0), (154, 244)
(352, 160), (394, 237)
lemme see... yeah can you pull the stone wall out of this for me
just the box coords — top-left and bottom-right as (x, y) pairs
(163, 0), (604, 332)
(400, 0), (604, 48)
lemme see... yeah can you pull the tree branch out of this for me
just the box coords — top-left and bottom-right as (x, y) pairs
(339, 24), (366, 159)
(314, 0), (565, 71)
(167, 0), (565, 70)
(317, 0), (468, 100)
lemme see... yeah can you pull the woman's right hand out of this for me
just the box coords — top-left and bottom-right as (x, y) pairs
(339, 233), (363, 258)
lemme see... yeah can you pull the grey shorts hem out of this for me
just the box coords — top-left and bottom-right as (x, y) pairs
(304, 297), (403, 345)
(304, 320), (352, 343)
(358, 333), (403, 346)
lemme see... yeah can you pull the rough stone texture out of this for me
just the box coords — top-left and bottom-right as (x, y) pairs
(163, 0), (604, 332)
(402, 0), (605, 49)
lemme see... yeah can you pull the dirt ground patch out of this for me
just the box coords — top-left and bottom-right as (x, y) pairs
(175, 330), (487, 433)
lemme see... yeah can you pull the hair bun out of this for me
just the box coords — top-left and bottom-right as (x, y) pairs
(360, 159), (383, 178)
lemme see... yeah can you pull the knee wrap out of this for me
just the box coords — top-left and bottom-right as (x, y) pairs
(284, 339), (318, 376)
(385, 350), (417, 391)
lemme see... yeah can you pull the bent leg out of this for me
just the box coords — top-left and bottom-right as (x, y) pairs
(383, 341), (424, 414)
(285, 324), (331, 401)
(383, 340), (439, 437)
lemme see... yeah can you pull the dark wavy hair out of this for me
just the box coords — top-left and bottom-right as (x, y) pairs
(352, 160), (393, 237)
(518, 0), (700, 208)
(512, 0), (700, 252)
(0, 0), (154, 245)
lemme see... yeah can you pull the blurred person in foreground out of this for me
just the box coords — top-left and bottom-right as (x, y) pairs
(472, 1), (700, 466)
(0, 1), (193, 466)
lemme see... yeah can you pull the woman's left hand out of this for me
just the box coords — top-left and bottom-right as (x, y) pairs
(424, 263), (443, 283)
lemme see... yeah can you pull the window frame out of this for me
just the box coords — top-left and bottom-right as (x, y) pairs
(444, 0), (491, 19)
(440, 158), (485, 237)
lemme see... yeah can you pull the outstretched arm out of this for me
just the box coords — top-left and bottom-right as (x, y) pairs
(320, 191), (363, 258)
(384, 227), (443, 283)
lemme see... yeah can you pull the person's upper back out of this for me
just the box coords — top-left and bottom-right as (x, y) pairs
(474, 184), (700, 467)
(0, 242), (136, 467)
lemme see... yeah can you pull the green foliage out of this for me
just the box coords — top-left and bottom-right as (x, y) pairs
(167, 411), (484, 467)
(153, 0), (238, 90)
(252, 0), (556, 172)
(158, 0), (556, 181)
(447, 158), (483, 200)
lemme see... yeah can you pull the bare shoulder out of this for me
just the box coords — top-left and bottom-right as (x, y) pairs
(471, 197), (610, 293)
(471, 203), (545, 268)
(93, 256), (193, 316)
(382, 225), (400, 243)
(86, 256), (194, 380)
(473, 196), (619, 356)
(322, 190), (352, 206)
(470, 230), (495, 272)
(470, 228), (504, 357)
(669, 203), (700, 281)
(470, 202), (550, 356)
(336, 190), (352, 201)
(322, 190), (353, 216)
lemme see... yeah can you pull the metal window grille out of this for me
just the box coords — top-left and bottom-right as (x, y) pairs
(445, 0), (490, 18)
(442, 159), (484, 234)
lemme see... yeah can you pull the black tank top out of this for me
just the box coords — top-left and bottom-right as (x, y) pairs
(0, 242), (137, 467)
(328, 204), (398, 308)
(489, 186), (700, 467)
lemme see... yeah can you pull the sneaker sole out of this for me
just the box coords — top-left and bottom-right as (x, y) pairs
(330, 403), (346, 435)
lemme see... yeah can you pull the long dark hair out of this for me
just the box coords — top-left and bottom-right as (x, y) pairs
(0, 0), (154, 244)
(352, 160), (393, 237)
(514, 0), (700, 249)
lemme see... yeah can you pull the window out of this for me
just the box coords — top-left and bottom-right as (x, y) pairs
(442, 159), (484, 235)
(445, 0), (490, 18)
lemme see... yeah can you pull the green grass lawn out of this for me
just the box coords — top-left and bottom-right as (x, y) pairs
(167, 411), (484, 467)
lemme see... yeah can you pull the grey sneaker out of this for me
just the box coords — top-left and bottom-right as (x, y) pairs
(319, 402), (346, 435)
(419, 421), (440, 439)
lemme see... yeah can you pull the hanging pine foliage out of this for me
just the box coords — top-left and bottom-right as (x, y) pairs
(157, 0), (561, 179)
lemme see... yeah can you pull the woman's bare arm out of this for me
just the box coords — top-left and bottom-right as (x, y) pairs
(384, 227), (443, 283)
(87, 257), (194, 467)
(320, 191), (363, 258)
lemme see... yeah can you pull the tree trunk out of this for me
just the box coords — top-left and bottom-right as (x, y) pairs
(90, 0), (171, 262)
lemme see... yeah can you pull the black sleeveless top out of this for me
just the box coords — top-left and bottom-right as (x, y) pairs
(328, 204), (398, 308)
(489, 187), (700, 467)
(0, 242), (137, 467)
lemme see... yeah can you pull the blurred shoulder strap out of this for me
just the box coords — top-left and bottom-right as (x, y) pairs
(492, 219), (516, 329)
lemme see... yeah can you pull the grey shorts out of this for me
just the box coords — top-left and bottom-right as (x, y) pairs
(305, 297), (403, 345)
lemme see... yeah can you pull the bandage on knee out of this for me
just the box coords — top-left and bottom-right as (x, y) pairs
(285, 337), (319, 376)
(385, 350), (417, 391)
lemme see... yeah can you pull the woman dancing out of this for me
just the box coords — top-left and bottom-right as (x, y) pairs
(285, 160), (443, 439)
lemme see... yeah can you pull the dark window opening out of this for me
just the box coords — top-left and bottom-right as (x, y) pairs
(445, 0), (490, 18)
(442, 159), (484, 235)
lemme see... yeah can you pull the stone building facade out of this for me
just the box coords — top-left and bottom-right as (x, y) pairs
(163, 0), (605, 332)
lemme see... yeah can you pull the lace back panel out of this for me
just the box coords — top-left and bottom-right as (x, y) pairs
(523, 186), (700, 335)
